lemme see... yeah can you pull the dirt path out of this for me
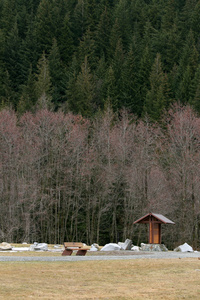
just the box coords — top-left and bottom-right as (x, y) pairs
(0, 251), (200, 262)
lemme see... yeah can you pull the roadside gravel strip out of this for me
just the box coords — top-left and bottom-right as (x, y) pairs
(0, 251), (200, 262)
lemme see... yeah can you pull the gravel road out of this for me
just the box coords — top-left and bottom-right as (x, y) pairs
(0, 251), (199, 262)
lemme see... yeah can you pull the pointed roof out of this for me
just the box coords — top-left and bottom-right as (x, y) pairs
(133, 212), (175, 224)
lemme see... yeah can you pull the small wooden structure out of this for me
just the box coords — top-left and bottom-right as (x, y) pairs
(134, 213), (175, 244)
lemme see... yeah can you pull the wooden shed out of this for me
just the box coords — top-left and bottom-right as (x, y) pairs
(134, 213), (175, 244)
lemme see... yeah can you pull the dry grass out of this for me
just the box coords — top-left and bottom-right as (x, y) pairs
(0, 251), (62, 256)
(0, 258), (200, 299)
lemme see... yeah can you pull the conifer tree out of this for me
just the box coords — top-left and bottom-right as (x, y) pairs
(122, 45), (138, 114)
(76, 28), (96, 70)
(48, 39), (66, 109)
(35, 52), (52, 110)
(94, 55), (108, 109)
(4, 20), (23, 107)
(191, 1), (200, 41)
(104, 65), (117, 109)
(0, 0), (16, 35)
(110, 38), (124, 110)
(20, 17), (38, 80)
(57, 13), (74, 66)
(17, 65), (36, 114)
(136, 45), (152, 114)
(189, 65), (200, 113)
(113, 0), (132, 49)
(0, 70), (15, 108)
(95, 7), (111, 59)
(144, 53), (170, 121)
(68, 56), (96, 117)
(34, 0), (56, 54)
(73, 0), (88, 42)
(176, 30), (198, 103)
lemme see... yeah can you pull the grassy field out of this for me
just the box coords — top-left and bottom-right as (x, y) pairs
(0, 258), (200, 299)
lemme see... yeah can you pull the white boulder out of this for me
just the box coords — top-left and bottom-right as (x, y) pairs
(34, 243), (48, 251)
(0, 242), (12, 250)
(29, 242), (48, 251)
(90, 244), (98, 251)
(101, 243), (122, 251)
(131, 245), (140, 251)
(174, 242), (193, 252)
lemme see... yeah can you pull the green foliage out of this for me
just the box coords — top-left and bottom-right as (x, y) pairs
(67, 56), (96, 117)
(144, 53), (171, 121)
(48, 39), (66, 109)
(17, 65), (37, 114)
(35, 52), (52, 110)
(0, 0), (199, 117)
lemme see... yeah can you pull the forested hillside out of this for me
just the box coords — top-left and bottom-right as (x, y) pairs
(1, 0), (200, 248)
(1, 105), (200, 248)
(0, 0), (200, 119)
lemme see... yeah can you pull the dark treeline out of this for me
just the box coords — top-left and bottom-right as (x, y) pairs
(1, 0), (200, 119)
(1, 105), (200, 249)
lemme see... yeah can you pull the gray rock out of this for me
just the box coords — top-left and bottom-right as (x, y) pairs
(121, 239), (133, 250)
(140, 243), (168, 252)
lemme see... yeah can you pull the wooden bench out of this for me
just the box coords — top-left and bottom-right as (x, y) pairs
(62, 242), (90, 256)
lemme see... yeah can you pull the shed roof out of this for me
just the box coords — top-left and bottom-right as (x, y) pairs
(133, 212), (175, 224)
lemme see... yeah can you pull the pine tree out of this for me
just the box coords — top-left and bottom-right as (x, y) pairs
(17, 65), (37, 114)
(67, 56), (96, 117)
(179, 0), (197, 38)
(72, 0), (88, 42)
(48, 39), (66, 109)
(95, 7), (112, 59)
(104, 65), (117, 109)
(122, 45), (138, 114)
(189, 65), (200, 113)
(76, 28), (97, 70)
(136, 45), (152, 114)
(4, 20), (23, 107)
(109, 18), (122, 60)
(0, 70), (15, 108)
(113, 0), (132, 49)
(57, 13), (74, 66)
(35, 52), (52, 110)
(93, 55), (108, 110)
(34, 0), (59, 54)
(161, 0), (177, 32)
(20, 12), (38, 76)
(178, 65), (193, 104)
(176, 30), (198, 103)
(191, 1), (200, 41)
(111, 38), (125, 110)
(0, 0), (16, 35)
(144, 53), (171, 121)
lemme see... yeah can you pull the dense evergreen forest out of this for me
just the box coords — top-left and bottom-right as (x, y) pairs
(1, 0), (200, 248)
(0, 0), (200, 119)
